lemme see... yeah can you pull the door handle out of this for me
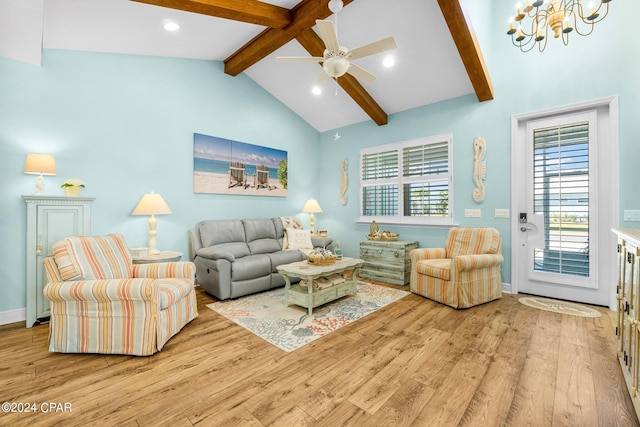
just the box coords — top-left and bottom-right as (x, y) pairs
(520, 227), (533, 232)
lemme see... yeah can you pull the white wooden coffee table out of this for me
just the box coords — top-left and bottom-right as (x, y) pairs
(277, 257), (364, 315)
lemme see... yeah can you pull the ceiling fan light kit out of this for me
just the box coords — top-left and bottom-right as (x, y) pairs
(507, 0), (612, 52)
(277, 0), (397, 93)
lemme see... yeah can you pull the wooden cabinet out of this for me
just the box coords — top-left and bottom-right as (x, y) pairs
(613, 229), (640, 418)
(23, 195), (94, 328)
(359, 240), (418, 285)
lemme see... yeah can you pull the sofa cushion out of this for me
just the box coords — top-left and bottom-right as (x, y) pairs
(286, 228), (313, 251)
(249, 239), (281, 254)
(244, 219), (281, 254)
(52, 233), (133, 281)
(266, 250), (305, 272)
(231, 254), (272, 281)
(279, 216), (302, 249)
(198, 220), (246, 248)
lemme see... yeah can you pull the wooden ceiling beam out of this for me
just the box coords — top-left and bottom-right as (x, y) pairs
(131, 0), (292, 28)
(437, 0), (493, 102)
(296, 27), (388, 126)
(224, 0), (355, 77)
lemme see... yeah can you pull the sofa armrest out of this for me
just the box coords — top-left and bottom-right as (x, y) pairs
(44, 278), (157, 303)
(133, 261), (195, 280)
(196, 247), (235, 262)
(311, 236), (332, 249)
(452, 254), (504, 272)
(410, 248), (447, 264)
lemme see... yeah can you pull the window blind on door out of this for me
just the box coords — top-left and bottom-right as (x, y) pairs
(533, 121), (590, 277)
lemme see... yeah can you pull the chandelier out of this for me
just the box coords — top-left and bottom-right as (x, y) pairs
(507, 0), (612, 52)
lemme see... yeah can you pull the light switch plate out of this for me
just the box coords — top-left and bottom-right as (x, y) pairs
(495, 209), (510, 218)
(465, 209), (481, 218)
(624, 210), (640, 221)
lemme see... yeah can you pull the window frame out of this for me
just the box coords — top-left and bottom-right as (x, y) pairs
(358, 133), (454, 226)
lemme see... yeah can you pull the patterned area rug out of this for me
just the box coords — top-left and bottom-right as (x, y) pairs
(207, 282), (410, 352)
(518, 296), (602, 318)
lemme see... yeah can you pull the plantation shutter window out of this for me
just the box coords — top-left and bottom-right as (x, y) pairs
(359, 134), (453, 226)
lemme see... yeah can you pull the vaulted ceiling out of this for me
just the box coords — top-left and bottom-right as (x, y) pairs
(1, 0), (493, 132)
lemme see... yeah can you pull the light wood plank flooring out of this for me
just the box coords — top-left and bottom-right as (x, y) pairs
(1, 284), (638, 427)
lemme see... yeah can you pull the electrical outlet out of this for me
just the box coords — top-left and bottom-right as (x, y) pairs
(465, 209), (481, 218)
(495, 209), (510, 219)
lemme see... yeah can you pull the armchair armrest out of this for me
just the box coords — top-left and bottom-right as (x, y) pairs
(196, 247), (235, 262)
(410, 248), (447, 264)
(44, 278), (157, 303)
(453, 254), (504, 272)
(133, 261), (195, 280)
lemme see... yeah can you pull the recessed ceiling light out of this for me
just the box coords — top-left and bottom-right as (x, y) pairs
(311, 86), (322, 95)
(383, 55), (395, 68)
(163, 21), (180, 32)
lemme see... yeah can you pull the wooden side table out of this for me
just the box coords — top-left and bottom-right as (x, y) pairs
(132, 251), (182, 264)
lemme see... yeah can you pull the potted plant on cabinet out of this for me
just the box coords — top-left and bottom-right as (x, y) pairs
(61, 178), (85, 196)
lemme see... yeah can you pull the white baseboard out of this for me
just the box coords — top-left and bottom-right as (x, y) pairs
(501, 282), (513, 294)
(0, 308), (26, 326)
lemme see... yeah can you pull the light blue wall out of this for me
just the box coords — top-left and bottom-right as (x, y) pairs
(0, 50), (320, 312)
(317, 0), (639, 285)
(1, 0), (637, 315)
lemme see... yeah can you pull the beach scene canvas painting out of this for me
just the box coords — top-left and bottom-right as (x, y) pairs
(193, 133), (288, 197)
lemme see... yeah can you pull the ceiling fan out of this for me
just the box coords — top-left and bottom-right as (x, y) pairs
(277, 0), (397, 91)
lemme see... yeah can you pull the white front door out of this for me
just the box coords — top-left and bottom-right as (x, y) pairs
(511, 98), (619, 308)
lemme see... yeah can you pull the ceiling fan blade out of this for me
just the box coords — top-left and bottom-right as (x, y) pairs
(316, 19), (340, 52)
(276, 56), (324, 63)
(349, 37), (397, 60)
(311, 70), (329, 88)
(346, 63), (376, 85)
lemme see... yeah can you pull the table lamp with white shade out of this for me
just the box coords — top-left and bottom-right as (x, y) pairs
(132, 192), (172, 254)
(24, 153), (56, 194)
(302, 198), (323, 236)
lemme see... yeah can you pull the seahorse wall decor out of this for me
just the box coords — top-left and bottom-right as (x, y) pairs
(340, 159), (348, 205)
(472, 137), (486, 203)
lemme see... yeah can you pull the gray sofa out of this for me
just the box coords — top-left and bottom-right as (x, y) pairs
(190, 217), (332, 300)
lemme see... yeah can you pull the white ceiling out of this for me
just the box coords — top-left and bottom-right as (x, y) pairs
(2, 0), (476, 132)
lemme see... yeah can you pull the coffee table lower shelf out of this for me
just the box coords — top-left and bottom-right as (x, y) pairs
(277, 257), (364, 315)
(287, 281), (357, 314)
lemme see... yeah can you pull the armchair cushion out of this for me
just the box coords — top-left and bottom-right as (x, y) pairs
(416, 259), (451, 281)
(446, 227), (501, 257)
(52, 233), (133, 281)
(158, 279), (195, 310)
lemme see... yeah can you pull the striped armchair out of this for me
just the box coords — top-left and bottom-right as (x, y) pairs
(410, 227), (503, 309)
(43, 234), (198, 356)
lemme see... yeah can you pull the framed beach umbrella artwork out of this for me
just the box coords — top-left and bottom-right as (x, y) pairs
(193, 133), (288, 197)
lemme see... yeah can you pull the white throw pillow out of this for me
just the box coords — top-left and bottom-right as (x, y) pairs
(286, 228), (313, 250)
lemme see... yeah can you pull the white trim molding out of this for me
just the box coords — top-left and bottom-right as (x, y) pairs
(501, 282), (513, 294)
(0, 307), (26, 326)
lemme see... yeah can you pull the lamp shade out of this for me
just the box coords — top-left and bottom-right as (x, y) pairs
(302, 198), (323, 214)
(24, 153), (56, 175)
(132, 192), (172, 215)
